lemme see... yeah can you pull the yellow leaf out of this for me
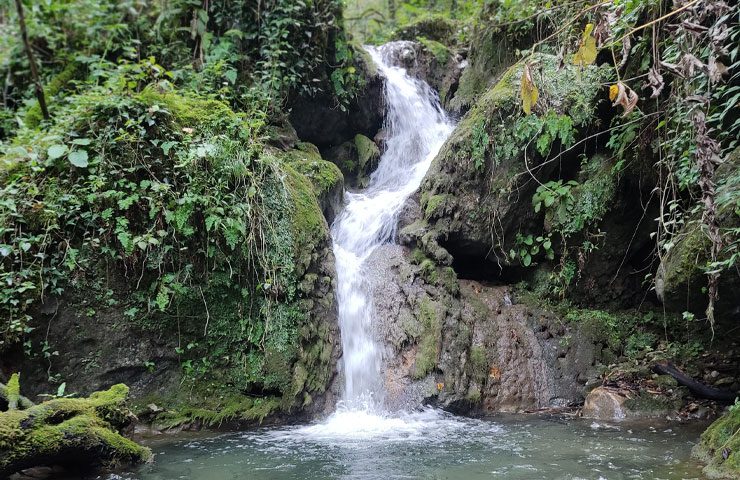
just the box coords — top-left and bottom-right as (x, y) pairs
(520, 63), (539, 115)
(573, 23), (598, 66)
(609, 84), (619, 101)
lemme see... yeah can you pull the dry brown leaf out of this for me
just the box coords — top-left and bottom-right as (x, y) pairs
(646, 67), (665, 98)
(618, 35), (632, 70)
(707, 56), (729, 83)
(610, 82), (639, 116)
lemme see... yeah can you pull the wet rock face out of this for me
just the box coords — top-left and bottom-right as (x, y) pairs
(445, 281), (599, 412)
(365, 244), (601, 414)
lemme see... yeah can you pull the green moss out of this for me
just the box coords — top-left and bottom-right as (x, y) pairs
(6, 373), (19, 410)
(467, 346), (489, 384)
(413, 298), (442, 379)
(287, 156), (343, 197)
(0, 384), (150, 476)
(282, 163), (328, 254)
(419, 258), (438, 284)
(693, 405), (740, 478)
(624, 392), (680, 413)
(410, 248), (427, 265)
(423, 194), (448, 219)
(137, 88), (238, 129)
(417, 36), (451, 64)
(25, 61), (83, 128)
(438, 266), (459, 295)
(354, 134), (380, 171)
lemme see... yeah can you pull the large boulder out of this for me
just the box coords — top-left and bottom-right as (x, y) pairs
(324, 134), (381, 188)
(365, 244), (601, 413)
(418, 54), (608, 266)
(581, 386), (628, 420)
(0, 88), (342, 428)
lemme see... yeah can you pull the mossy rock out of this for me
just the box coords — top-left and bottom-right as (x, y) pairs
(0, 384), (151, 477)
(417, 36), (451, 65)
(413, 297), (443, 379)
(325, 134), (380, 187)
(393, 15), (457, 45)
(355, 134), (380, 174)
(282, 146), (344, 222)
(449, 18), (533, 113)
(693, 406), (740, 479)
(420, 53), (609, 264)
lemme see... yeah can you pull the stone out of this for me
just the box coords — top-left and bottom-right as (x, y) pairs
(581, 387), (628, 421)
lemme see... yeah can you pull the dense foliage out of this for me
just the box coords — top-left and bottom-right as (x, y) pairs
(0, 0), (358, 417)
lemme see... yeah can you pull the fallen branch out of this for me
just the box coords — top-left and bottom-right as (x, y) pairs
(652, 362), (738, 402)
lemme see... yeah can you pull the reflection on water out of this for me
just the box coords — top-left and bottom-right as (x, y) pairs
(113, 410), (705, 480)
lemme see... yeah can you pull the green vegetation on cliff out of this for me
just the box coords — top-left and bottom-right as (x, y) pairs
(0, 0), (359, 433)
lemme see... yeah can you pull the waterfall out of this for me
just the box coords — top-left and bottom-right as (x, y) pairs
(330, 41), (455, 411)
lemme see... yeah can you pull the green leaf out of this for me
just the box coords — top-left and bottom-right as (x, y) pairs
(47, 144), (68, 160)
(71, 138), (92, 145)
(68, 150), (89, 167)
(57, 382), (66, 397)
(523, 254), (532, 267)
(224, 70), (237, 84)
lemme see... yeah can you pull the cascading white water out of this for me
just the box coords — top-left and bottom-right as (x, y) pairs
(330, 41), (455, 412)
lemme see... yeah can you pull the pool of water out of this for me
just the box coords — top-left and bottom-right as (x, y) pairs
(112, 408), (707, 480)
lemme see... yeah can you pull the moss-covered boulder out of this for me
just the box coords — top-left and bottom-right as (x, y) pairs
(1, 84), (341, 429)
(282, 142), (345, 223)
(418, 54), (609, 267)
(0, 384), (151, 477)
(447, 6), (535, 114)
(693, 405), (740, 479)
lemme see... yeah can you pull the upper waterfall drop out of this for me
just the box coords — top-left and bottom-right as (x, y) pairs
(330, 41), (455, 411)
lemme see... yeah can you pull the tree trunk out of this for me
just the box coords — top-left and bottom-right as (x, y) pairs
(13, 0), (49, 120)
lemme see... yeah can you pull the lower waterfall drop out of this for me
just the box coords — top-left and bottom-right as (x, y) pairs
(330, 41), (455, 414)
